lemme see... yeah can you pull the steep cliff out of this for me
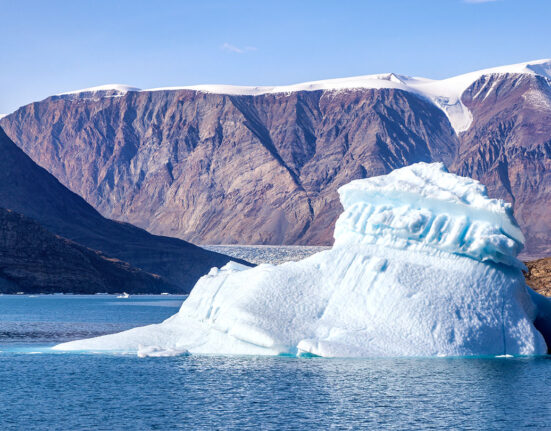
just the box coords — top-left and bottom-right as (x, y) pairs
(452, 73), (551, 258)
(0, 127), (244, 292)
(0, 89), (457, 245)
(2, 59), (550, 256)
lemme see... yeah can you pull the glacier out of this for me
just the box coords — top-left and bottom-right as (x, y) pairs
(54, 162), (551, 357)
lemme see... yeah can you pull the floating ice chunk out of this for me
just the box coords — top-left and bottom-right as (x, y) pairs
(54, 163), (551, 358)
(137, 345), (189, 358)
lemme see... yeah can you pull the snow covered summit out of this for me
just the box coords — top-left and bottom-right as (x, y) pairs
(53, 59), (551, 133)
(54, 163), (551, 357)
(57, 84), (141, 96)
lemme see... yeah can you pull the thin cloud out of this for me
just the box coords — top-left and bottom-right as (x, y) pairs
(221, 43), (257, 54)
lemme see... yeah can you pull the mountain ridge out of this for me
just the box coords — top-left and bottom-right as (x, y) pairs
(0, 127), (245, 292)
(48, 58), (551, 133)
(2, 59), (551, 257)
(0, 208), (171, 294)
(53, 58), (551, 96)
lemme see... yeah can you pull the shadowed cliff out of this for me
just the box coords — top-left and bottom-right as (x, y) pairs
(0, 127), (247, 293)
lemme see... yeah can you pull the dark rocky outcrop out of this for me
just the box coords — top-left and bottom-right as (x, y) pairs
(0, 208), (172, 294)
(0, 127), (245, 293)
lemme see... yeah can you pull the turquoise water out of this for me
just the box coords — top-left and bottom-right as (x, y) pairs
(1, 296), (551, 430)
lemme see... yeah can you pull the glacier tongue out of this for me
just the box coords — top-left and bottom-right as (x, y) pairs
(53, 163), (550, 357)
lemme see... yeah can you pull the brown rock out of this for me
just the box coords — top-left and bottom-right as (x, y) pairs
(1, 71), (550, 257)
(525, 257), (551, 297)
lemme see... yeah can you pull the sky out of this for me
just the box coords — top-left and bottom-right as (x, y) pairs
(1, 0), (550, 113)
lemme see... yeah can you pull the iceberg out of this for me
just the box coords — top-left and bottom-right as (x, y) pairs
(54, 163), (551, 357)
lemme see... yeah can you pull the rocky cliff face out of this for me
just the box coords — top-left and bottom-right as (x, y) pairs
(0, 89), (457, 245)
(2, 61), (550, 257)
(0, 208), (172, 294)
(451, 73), (551, 258)
(0, 127), (243, 292)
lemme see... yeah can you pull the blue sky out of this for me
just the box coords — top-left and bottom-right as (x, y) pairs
(1, 0), (550, 113)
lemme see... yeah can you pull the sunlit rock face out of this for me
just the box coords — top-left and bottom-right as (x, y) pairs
(54, 163), (550, 357)
(4, 61), (551, 257)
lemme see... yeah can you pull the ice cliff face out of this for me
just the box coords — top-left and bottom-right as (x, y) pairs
(54, 163), (551, 357)
(334, 163), (525, 269)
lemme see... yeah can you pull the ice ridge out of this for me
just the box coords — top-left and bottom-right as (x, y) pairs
(335, 163), (525, 269)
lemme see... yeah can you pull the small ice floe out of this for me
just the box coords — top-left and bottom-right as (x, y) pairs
(137, 345), (190, 358)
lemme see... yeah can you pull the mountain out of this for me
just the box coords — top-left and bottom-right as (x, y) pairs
(0, 208), (169, 294)
(0, 127), (244, 292)
(450, 70), (551, 259)
(2, 59), (550, 257)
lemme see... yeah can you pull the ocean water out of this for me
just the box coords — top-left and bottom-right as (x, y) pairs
(1, 296), (551, 430)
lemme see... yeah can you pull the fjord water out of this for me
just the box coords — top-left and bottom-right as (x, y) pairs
(1, 296), (551, 430)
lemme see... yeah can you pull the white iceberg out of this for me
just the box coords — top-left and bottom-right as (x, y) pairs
(54, 163), (551, 357)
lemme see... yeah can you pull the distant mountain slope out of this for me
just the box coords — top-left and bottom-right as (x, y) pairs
(2, 59), (551, 257)
(0, 127), (242, 292)
(0, 208), (171, 294)
(0, 88), (457, 246)
(451, 72), (551, 258)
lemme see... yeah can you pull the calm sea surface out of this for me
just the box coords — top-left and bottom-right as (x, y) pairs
(1, 295), (551, 430)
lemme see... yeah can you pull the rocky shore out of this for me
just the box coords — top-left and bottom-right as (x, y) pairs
(525, 257), (551, 297)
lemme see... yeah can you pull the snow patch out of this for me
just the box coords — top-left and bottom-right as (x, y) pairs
(57, 84), (141, 96)
(53, 59), (551, 134)
(522, 90), (551, 110)
(54, 163), (551, 358)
